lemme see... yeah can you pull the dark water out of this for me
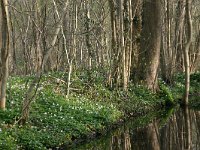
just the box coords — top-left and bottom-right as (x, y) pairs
(70, 107), (200, 150)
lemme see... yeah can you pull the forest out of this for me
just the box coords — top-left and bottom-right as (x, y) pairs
(0, 0), (200, 149)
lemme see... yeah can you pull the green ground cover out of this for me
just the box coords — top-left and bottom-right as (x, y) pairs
(0, 71), (199, 149)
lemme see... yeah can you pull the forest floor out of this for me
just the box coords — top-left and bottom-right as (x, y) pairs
(0, 70), (200, 149)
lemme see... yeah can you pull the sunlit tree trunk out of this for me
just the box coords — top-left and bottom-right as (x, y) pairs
(123, 0), (132, 90)
(0, 0), (10, 110)
(183, 0), (192, 105)
(118, 0), (127, 90)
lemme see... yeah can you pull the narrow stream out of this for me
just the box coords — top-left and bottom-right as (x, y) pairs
(68, 107), (200, 150)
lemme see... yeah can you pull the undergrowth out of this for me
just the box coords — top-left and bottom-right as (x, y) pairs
(0, 70), (199, 149)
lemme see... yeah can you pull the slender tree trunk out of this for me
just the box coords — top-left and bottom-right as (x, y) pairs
(175, 0), (186, 72)
(191, 30), (200, 72)
(20, 1), (69, 124)
(130, 0), (141, 81)
(183, 106), (191, 149)
(123, 0), (130, 90)
(84, 1), (92, 70)
(32, 0), (42, 73)
(160, 0), (173, 84)
(9, 10), (17, 74)
(0, 0), (10, 110)
(118, 0), (127, 90)
(183, 0), (192, 105)
(108, 0), (119, 88)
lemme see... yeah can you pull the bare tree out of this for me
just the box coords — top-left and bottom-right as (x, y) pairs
(19, 1), (69, 124)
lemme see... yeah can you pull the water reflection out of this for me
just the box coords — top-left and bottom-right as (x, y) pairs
(70, 108), (200, 150)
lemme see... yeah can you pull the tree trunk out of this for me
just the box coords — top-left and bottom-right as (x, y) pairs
(183, 0), (192, 105)
(84, 1), (92, 70)
(136, 0), (162, 91)
(160, 0), (173, 84)
(32, 0), (42, 73)
(175, 0), (186, 72)
(20, 1), (69, 124)
(108, 0), (120, 88)
(0, 0), (10, 110)
(183, 106), (191, 149)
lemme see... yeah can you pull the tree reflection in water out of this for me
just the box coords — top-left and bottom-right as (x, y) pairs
(71, 108), (200, 150)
